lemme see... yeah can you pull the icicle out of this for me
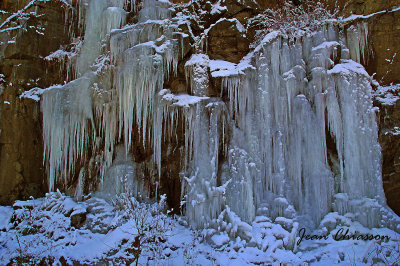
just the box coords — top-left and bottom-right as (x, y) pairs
(100, 145), (149, 200)
(42, 71), (96, 191)
(216, 23), (385, 227)
(111, 0), (179, 156)
(74, 168), (85, 201)
(346, 22), (369, 64)
(138, 0), (171, 22)
(76, 0), (127, 76)
(178, 96), (228, 228)
(328, 60), (384, 202)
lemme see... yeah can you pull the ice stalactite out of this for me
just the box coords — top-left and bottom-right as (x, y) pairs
(346, 22), (370, 65)
(40, 0), (395, 234)
(42, 72), (96, 191)
(100, 145), (149, 199)
(156, 85), (228, 227)
(181, 99), (228, 228)
(110, 0), (179, 156)
(169, 54), (229, 228)
(329, 60), (385, 228)
(216, 23), (386, 228)
(327, 60), (382, 201)
(42, 0), (128, 191)
(220, 131), (257, 223)
(92, 67), (118, 182)
(43, 0), (186, 195)
(76, 0), (127, 76)
(139, 0), (171, 22)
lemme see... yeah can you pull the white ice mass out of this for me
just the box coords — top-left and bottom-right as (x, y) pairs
(39, 0), (399, 230)
(2, 0), (400, 264)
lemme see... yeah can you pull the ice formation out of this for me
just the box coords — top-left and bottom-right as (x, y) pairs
(42, 0), (179, 192)
(40, 0), (398, 235)
(214, 24), (387, 229)
(42, 73), (96, 191)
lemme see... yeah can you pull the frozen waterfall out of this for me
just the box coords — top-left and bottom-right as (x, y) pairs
(40, 0), (397, 233)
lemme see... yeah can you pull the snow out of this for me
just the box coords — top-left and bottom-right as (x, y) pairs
(45, 49), (73, 61)
(19, 87), (46, 101)
(30, 0), (400, 262)
(209, 60), (236, 72)
(160, 91), (209, 107)
(211, 234), (230, 247)
(209, 60), (242, 78)
(328, 59), (370, 77)
(312, 41), (340, 51)
(0, 206), (13, 231)
(374, 83), (400, 105)
(383, 127), (400, 136)
(210, 1), (227, 15)
(1, 195), (399, 265)
(204, 18), (244, 35)
(341, 5), (400, 22)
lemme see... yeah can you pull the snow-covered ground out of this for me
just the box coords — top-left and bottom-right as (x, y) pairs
(0, 193), (399, 265)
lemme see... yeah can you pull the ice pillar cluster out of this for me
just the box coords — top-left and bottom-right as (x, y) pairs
(218, 25), (386, 229)
(40, 0), (396, 231)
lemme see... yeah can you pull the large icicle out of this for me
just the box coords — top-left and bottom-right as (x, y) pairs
(185, 54), (210, 96)
(181, 99), (228, 228)
(346, 22), (370, 65)
(217, 23), (386, 228)
(76, 0), (126, 76)
(42, 72), (96, 191)
(110, 0), (179, 156)
(42, 0), (128, 191)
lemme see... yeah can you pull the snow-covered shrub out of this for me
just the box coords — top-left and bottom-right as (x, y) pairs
(113, 193), (173, 265)
(362, 241), (400, 265)
(247, 0), (338, 45)
(7, 195), (71, 264)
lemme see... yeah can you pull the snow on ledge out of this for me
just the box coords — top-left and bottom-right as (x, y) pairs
(341, 5), (400, 23)
(374, 83), (400, 106)
(19, 85), (62, 102)
(184, 53), (209, 67)
(19, 87), (46, 101)
(159, 89), (209, 107)
(327, 59), (370, 77)
(209, 59), (254, 78)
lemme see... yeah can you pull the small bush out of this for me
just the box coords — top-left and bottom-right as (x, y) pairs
(113, 193), (173, 265)
(247, 0), (338, 45)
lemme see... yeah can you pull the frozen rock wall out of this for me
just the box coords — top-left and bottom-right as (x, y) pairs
(1, 0), (399, 231)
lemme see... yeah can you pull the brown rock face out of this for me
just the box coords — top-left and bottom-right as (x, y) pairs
(336, 0), (400, 16)
(366, 11), (400, 85)
(206, 19), (250, 63)
(0, 0), (74, 204)
(376, 97), (400, 214)
(363, 7), (400, 214)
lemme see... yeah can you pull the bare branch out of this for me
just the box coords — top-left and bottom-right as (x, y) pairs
(0, 0), (50, 31)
